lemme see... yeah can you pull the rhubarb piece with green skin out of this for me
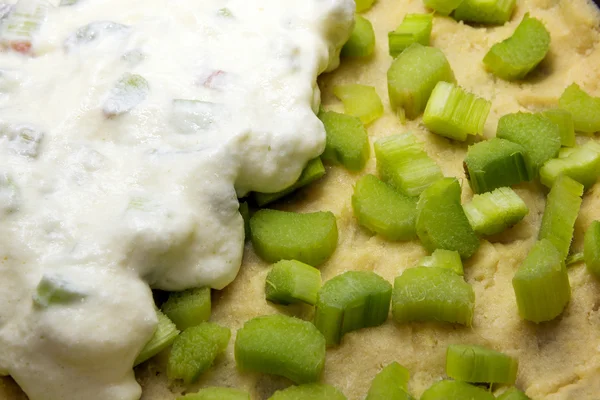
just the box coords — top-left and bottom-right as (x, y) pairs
(559, 83), (600, 133)
(341, 14), (375, 57)
(416, 178), (480, 259)
(421, 380), (495, 400)
(375, 133), (443, 197)
(446, 344), (518, 384)
(249, 209), (338, 267)
(366, 362), (414, 400)
(103, 73), (149, 117)
(352, 174), (418, 241)
(388, 14), (433, 57)
(333, 84), (383, 125)
(512, 239), (571, 323)
(423, 0), (464, 16)
(497, 388), (531, 400)
(0, 0), (49, 54)
(538, 176), (583, 260)
(268, 384), (347, 400)
(167, 322), (230, 384)
(463, 187), (528, 236)
(423, 81), (491, 141)
(387, 43), (455, 119)
(483, 14), (550, 80)
(254, 158), (325, 206)
(265, 260), (321, 306)
(496, 112), (561, 180)
(392, 267), (475, 326)
(419, 249), (464, 275)
(314, 271), (392, 346)
(135, 310), (179, 366)
(161, 287), (211, 331)
(453, 0), (517, 25)
(542, 109), (576, 147)
(319, 110), (370, 171)
(178, 388), (250, 400)
(33, 274), (86, 307)
(235, 314), (326, 384)
(584, 221), (600, 278)
(540, 141), (600, 190)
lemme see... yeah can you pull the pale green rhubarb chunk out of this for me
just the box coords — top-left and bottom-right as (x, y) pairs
(464, 138), (529, 194)
(538, 176), (584, 260)
(421, 380), (495, 400)
(416, 178), (480, 259)
(366, 362), (414, 400)
(453, 0), (517, 25)
(0, 173), (19, 214)
(33, 274), (86, 307)
(388, 13), (433, 58)
(351, 174), (418, 241)
(178, 388), (250, 400)
(167, 322), (230, 384)
(584, 220), (600, 278)
(374, 133), (443, 197)
(392, 267), (475, 325)
(483, 14), (550, 81)
(135, 310), (179, 366)
(59, 0), (79, 5)
(235, 314), (326, 383)
(265, 260), (321, 306)
(463, 187), (528, 236)
(541, 109), (575, 147)
(446, 344), (518, 384)
(0, 0), (49, 54)
(355, 0), (375, 13)
(319, 110), (370, 171)
(249, 209), (338, 267)
(497, 388), (531, 400)
(314, 271), (392, 347)
(268, 384), (347, 400)
(254, 158), (325, 206)
(423, 0), (464, 16)
(559, 83), (600, 133)
(341, 14), (375, 57)
(423, 82), (491, 141)
(387, 43), (455, 119)
(161, 287), (211, 331)
(496, 112), (561, 179)
(540, 141), (600, 190)
(418, 249), (464, 275)
(333, 84), (383, 125)
(512, 239), (571, 323)
(103, 73), (149, 117)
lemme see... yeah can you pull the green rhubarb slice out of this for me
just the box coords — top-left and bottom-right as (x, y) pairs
(134, 310), (179, 366)
(559, 83), (600, 133)
(268, 384), (347, 400)
(178, 388), (250, 400)
(453, 0), (517, 25)
(538, 176), (584, 260)
(388, 14), (433, 58)
(446, 344), (518, 384)
(421, 380), (495, 400)
(314, 271), (392, 347)
(352, 174), (418, 241)
(355, 0), (375, 12)
(392, 267), (475, 326)
(365, 362), (414, 400)
(235, 314), (326, 384)
(33, 274), (86, 307)
(254, 158), (325, 206)
(496, 112), (561, 179)
(249, 209), (338, 267)
(265, 260), (321, 306)
(167, 322), (230, 384)
(463, 187), (528, 236)
(539, 140), (600, 190)
(423, 0), (464, 16)
(387, 43), (455, 119)
(541, 109), (575, 147)
(512, 239), (571, 323)
(497, 388), (531, 400)
(416, 178), (480, 259)
(333, 84), (383, 125)
(419, 249), (464, 275)
(161, 287), (211, 331)
(239, 201), (251, 238)
(319, 110), (370, 171)
(483, 14), (550, 81)
(423, 81), (491, 141)
(341, 14), (375, 57)
(103, 73), (149, 117)
(584, 221), (600, 278)
(374, 133), (443, 197)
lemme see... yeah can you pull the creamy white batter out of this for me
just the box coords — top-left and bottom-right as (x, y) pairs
(0, 1), (354, 399)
